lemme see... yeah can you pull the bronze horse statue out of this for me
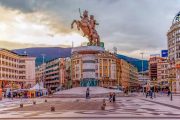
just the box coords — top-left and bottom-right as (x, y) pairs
(71, 9), (100, 46)
(71, 20), (93, 44)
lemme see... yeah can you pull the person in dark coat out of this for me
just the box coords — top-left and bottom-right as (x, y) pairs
(112, 92), (116, 102)
(167, 89), (171, 96)
(86, 88), (90, 99)
(109, 92), (112, 102)
(150, 89), (153, 99)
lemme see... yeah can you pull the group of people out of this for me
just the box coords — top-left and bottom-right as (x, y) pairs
(145, 84), (155, 99)
(146, 87), (172, 99)
(85, 88), (116, 102)
(109, 92), (116, 102)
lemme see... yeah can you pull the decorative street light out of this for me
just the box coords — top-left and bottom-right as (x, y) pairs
(169, 74), (174, 101)
(153, 78), (156, 98)
(140, 52), (144, 95)
(11, 80), (13, 100)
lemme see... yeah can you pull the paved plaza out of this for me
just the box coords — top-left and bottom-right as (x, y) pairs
(0, 94), (180, 120)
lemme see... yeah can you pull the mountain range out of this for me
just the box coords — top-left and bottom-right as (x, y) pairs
(116, 54), (148, 72)
(13, 47), (148, 72)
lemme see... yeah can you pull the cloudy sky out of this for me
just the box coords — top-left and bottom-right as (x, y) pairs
(0, 0), (180, 59)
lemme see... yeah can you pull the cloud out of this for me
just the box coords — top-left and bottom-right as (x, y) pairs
(0, 6), (87, 47)
(25, 12), (72, 35)
(0, 0), (180, 59)
(0, 0), (73, 35)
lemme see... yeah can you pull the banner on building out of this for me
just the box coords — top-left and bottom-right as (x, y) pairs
(161, 50), (168, 57)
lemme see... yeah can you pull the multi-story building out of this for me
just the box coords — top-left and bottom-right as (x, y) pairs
(157, 58), (169, 87)
(43, 57), (70, 91)
(149, 55), (161, 81)
(0, 49), (36, 89)
(129, 63), (139, 91)
(167, 11), (180, 92)
(138, 70), (150, 87)
(149, 55), (169, 88)
(117, 59), (130, 89)
(35, 63), (45, 85)
(96, 51), (117, 87)
(116, 59), (138, 90)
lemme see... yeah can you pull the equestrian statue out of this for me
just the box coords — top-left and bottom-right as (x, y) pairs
(71, 9), (100, 46)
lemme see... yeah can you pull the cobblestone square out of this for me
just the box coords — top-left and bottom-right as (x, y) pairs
(1, 95), (180, 120)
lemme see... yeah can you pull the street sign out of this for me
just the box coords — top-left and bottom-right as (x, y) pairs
(161, 50), (168, 57)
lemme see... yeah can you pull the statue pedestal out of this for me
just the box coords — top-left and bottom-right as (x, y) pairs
(72, 46), (105, 87)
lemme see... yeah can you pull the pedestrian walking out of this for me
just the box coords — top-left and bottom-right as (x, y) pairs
(167, 89), (171, 96)
(146, 91), (149, 98)
(109, 92), (112, 102)
(86, 87), (90, 99)
(146, 83), (150, 98)
(150, 90), (153, 99)
(112, 92), (116, 103)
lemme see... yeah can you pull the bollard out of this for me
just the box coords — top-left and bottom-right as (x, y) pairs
(45, 99), (47, 102)
(51, 106), (55, 112)
(101, 105), (105, 110)
(103, 102), (106, 106)
(20, 103), (23, 108)
(103, 99), (106, 106)
(33, 101), (36, 105)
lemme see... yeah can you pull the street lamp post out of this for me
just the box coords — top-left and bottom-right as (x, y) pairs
(169, 74), (173, 101)
(160, 81), (163, 96)
(171, 79), (173, 101)
(140, 52), (144, 95)
(11, 80), (13, 100)
(153, 79), (156, 98)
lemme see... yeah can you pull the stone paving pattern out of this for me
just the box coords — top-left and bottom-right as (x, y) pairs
(8, 100), (102, 111)
(0, 94), (180, 119)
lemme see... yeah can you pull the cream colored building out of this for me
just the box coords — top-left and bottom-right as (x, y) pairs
(129, 63), (139, 91)
(0, 49), (36, 89)
(96, 51), (117, 87)
(117, 59), (130, 89)
(167, 11), (180, 92)
(116, 59), (138, 90)
(157, 58), (169, 87)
